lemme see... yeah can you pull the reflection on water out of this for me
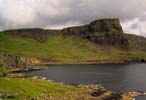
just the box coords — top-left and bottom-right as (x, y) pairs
(26, 64), (146, 99)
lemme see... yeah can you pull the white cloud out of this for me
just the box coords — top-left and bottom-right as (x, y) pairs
(0, 0), (146, 36)
(121, 13), (146, 36)
(0, 0), (35, 24)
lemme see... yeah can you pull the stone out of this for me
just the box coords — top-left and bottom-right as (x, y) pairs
(0, 92), (18, 99)
(103, 93), (123, 100)
(91, 89), (107, 97)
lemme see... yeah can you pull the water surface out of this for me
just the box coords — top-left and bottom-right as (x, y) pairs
(26, 64), (146, 99)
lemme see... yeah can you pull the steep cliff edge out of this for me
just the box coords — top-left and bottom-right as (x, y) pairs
(62, 18), (123, 35)
(0, 52), (40, 72)
(62, 18), (128, 47)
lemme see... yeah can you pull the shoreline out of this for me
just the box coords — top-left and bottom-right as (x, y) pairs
(2, 62), (146, 100)
(2, 66), (146, 100)
(28, 76), (146, 100)
(6, 75), (146, 100)
(7, 61), (146, 74)
(42, 61), (146, 65)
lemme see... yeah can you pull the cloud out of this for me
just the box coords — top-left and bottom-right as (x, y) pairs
(121, 13), (146, 36)
(0, 0), (146, 36)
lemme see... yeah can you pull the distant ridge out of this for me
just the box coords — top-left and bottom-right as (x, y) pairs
(3, 18), (128, 47)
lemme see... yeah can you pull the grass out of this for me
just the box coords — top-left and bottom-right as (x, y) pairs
(0, 32), (144, 100)
(0, 64), (7, 76)
(0, 32), (146, 63)
(0, 32), (111, 62)
(0, 78), (81, 100)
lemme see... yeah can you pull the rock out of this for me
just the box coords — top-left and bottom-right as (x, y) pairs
(42, 77), (47, 80)
(91, 89), (107, 97)
(85, 32), (129, 48)
(0, 52), (40, 71)
(89, 18), (123, 33)
(140, 59), (146, 63)
(61, 19), (129, 48)
(103, 93), (123, 100)
(0, 92), (18, 99)
(31, 76), (48, 80)
(62, 18), (124, 35)
(123, 91), (146, 98)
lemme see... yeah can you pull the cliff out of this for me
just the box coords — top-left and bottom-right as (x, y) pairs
(62, 18), (123, 35)
(0, 52), (40, 72)
(62, 18), (128, 47)
(4, 18), (128, 47)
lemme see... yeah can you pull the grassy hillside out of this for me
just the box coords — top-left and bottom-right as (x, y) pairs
(0, 32), (108, 62)
(0, 32), (146, 63)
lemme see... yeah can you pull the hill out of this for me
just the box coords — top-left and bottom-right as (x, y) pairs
(0, 18), (146, 71)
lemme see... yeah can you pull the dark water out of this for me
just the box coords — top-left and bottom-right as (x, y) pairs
(26, 64), (146, 99)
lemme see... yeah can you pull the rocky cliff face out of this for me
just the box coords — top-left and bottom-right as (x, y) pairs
(0, 52), (40, 71)
(89, 18), (123, 33)
(62, 18), (128, 47)
(62, 18), (123, 35)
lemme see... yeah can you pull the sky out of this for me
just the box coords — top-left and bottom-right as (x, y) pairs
(0, 0), (146, 36)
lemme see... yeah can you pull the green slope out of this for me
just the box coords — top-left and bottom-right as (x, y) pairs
(0, 32), (108, 62)
(0, 32), (146, 63)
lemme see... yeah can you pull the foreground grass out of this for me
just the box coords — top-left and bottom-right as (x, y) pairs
(0, 77), (135, 100)
(0, 78), (82, 100)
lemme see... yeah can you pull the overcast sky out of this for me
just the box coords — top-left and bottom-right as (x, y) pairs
(0, 0), (146, 36)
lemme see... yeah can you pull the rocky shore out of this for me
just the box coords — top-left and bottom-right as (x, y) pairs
(36, 76), (146, 100)
(1, 74), (145, 100)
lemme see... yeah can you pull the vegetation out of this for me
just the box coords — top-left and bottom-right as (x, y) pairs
(0, 32), (146, 63)
(0, 18), (145, 100)
(0, 77), (82, 100)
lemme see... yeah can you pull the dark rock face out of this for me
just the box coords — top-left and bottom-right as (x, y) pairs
(85, 33), (128, 46)
(91, 89), (107, 97)
(62, 18), (128, 47)
(62, 25), (89, 36)
(62, 18), (123, 35)
(103, 93), (123, 100)
(89, 18), (123, 33)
